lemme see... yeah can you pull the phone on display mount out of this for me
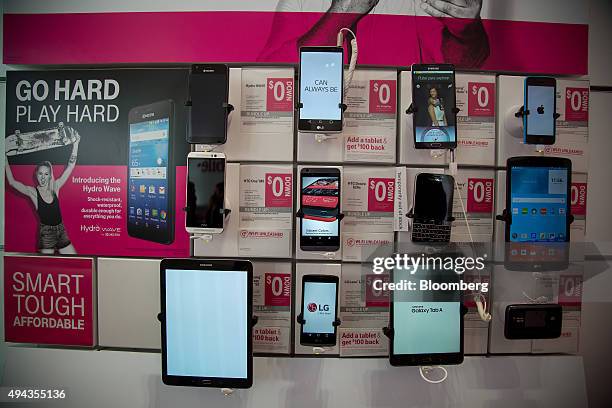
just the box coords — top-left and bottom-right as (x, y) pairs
(411, 173), (454, 243)
(127, 100), (174, 245)
(299, 168), (341, 252)
(185, 152), (226, 234)
(298, 46), (344, 133)
(300, 274), (339, 346)
(160, 258), (253, 389)
(187, 64), (230, 145)
(524, 77), (557, 145)
(505, 304), (562, 340)
(411, 64), (457, 149)
(389, 262), (464, 366)
(505, 156), (571, 271)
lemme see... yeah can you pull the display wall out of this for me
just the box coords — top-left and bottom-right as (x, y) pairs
(2, 1), (612, 407)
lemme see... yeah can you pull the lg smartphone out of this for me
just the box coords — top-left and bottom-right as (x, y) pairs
(300, 168), (341, 252)
(298, 46), (344, 133)
(187, 64), (230, 144)
(127, 100), (174, 244)
(505, 156), (571, 270)
(300, 274), (339, 346)
(160, 259), (253, 388)
(389, 265), (464, 366)
(185, 152), (226, 234)
(411, 173), (455, 243)
(411, 64), (457, 149)
(524, 77), (557, 145)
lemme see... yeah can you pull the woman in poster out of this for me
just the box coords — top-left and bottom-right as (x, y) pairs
(5, 127), (81, 255)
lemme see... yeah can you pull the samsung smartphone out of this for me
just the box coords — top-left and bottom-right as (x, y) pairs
(389, 265), (463, 366)
(187, 64), (230, 144)
(161, 259), (253, 388)
(411, 64), (457, 149)
(300, 168), (341, 252)
(505, 156), (571, 270)
(185, 152), (226, 234)
(298, 46), (344, 133)
(127, 100), (174, 244)
(524, 77), (557, 145)
(300, 274), (339, 346)
(411, 173), (454, 243)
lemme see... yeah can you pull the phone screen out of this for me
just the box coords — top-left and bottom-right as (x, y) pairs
(301, 175), (339, 239)
(165, 268), (248, 379)
(186, 157), (225, 229)
(299, 50), (343, 121)
(509, 166), (569, 242)
(188, 65), (228, 144)
(392, 268), (461, 356)
(414, 174), (454, 221)
(302, 280), (337, 335)
(128, 115), (171, 237)
(412, 69), (456, 146)
(526, 84), (555, 137)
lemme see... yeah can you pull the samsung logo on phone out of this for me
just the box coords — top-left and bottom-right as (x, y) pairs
(201, 69), (215, 73)
(199, 263), (213, 267)
(142, 112), (155, 119)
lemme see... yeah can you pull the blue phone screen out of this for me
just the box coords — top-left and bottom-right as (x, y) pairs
(526, 84), (555, 137)
(299, 51), (343, 121)
(303, 281), (337, 334)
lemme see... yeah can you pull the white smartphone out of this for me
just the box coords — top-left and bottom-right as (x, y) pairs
(185, 152), (226, 234)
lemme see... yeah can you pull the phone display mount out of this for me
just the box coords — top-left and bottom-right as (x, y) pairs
(184, 207), (232, 243)
(296, 313), (341, 355)
(406, 102), (460, 158)
(296, 102), (348, 143)
(505, 104), (561, 152)
(296, 208), (345, 258)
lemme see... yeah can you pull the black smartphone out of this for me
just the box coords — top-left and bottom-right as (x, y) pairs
(298, 46), (344, 133)
(389, 264), (464, 366)
(185, 152), (226, 234)
(127, 100), (174, 244)
(300, 168), (341, 252)
(504, 304), (562, 339)
(524, 77), (557, 145)
(160, 258), (253, 389)
(300, 274), (339, 346)
(187, 64), (230, 144)
(411, 173), (454, 243)
(411, 64), (457, 149)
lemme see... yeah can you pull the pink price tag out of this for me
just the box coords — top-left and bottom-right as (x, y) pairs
(571, 183), (587, 216)
(265, 173), (292, 208)
(467, 82), (495, 116)
(365, 274), (390, 308)
(565, 87), (589, 121)
(369, 80), (396, 113)
(558, 275), (582, 307)
(264, 273), (291, 307)
(367, 178), (395, 212)
(467, 178), (494, 213)
(266, 78), (294, 112)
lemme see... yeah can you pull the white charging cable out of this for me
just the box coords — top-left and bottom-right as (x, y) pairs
(419, 366), (448, 384)
(337, 28), (358, 95)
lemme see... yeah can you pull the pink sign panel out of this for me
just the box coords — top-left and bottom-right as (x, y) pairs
(4, 256), (95, 346)
(265, 173), (292, 208)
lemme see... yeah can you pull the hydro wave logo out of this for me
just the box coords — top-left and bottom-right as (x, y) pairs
(346, 238), (392, 248)
(307, 302), (330, 312)
(307, 303), (318, 312)
(240, 231), (284, 239)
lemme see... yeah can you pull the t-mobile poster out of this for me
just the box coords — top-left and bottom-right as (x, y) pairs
(4, 256), (95, 346)
(4, 69), (190, 257)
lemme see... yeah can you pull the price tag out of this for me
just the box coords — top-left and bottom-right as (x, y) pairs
(265, 173), (292, 208)
(365, 274), (390, 308)
(467, 178), (494, 213)
(558, 275), (582, 307)
(565, 87), (589, 122)
(467, 82), (495, 116)
(266, 78), (293, 112)
(367, 178), (395, 212)
(369, 80), (396, 114)
(264, 273), (291, 307)
(570, 182), (587, 216)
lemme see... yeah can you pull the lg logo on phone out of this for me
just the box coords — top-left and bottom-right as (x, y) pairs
(308, 303), (329, 312)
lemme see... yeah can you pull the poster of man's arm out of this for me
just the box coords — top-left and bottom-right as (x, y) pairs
(258, 0), (489, 68)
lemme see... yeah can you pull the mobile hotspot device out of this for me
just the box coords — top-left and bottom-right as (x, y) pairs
(187, 64), (230, 144)
(300, 168), (341, 252)
(299, 274), (339, 346)
(185, 152), (226, 234)
(298, 46), (344, 133)
(411, 64), (457, 149)
(411, 173), (454, 243)
(127, 100), (175, 244)
(504, 304), (562, 339)
(505, 157), (571, 270)
(389, 264), (464, 366)
(524, 77), (557, 145)
(160, 258), (253, 388)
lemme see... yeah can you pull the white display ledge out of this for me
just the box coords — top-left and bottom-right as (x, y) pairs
(2, 348), (586, 408)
